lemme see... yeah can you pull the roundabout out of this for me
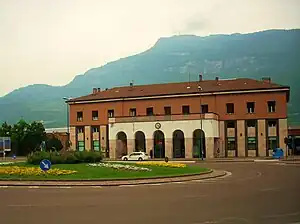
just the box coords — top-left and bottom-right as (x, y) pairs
(0, 161), (299, 224)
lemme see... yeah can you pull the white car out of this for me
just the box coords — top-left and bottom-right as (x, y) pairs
(121, 152), (150, 161)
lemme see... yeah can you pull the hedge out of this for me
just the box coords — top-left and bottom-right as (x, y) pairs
(27, 151), (102, 165)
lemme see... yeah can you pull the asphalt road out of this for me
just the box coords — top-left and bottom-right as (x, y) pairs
(0, 162), (299, 224)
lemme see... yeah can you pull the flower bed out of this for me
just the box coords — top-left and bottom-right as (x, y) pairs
(87, 163), (152, 172)
(138, 161), (187, 168)
(0, 166), (77, 176)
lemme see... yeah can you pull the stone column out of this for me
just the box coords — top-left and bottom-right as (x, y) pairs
(219, 121), (226, 157)
(100, 125), (107, 151)
(185, 138), (193, 159)
(206, 137), (214, 159)
(279, 118), (288, 154)
(237, 120), (246, 157)
(146, 138), (153, 156)
(70, 127), (76, 151)
(127, 139), (134, 154)
(258, 119), (266, 157)
(85, 126), (91, 151)
(165, 138), (172, 158)
(109, 140), (116, 159)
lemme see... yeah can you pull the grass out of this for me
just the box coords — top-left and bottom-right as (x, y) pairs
(0, 162), (210, 180)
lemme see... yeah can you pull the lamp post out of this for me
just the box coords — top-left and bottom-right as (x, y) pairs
(198, 85), (203, 160)
(63, 97), (70, 149)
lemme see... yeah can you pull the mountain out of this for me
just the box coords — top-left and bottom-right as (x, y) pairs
(0, 29), (300, 127)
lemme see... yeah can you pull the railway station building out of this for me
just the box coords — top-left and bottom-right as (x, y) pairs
(67, 77), (290, 159)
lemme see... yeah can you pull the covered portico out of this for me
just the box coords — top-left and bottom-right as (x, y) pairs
(108, 113), (219, 159)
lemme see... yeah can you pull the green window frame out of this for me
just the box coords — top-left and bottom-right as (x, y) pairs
(78, 141), (85, 152)
(268, 136), (278, 150)
(93, 140), (100, 151)
(247, 137), (257, 150)
(227, 137), (236, 151)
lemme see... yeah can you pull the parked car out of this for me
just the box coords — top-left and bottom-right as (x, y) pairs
(121, 152), (150, 161)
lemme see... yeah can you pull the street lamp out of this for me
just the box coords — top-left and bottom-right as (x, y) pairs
(63, 97), (71, 149)
(198, 85), (203, 160)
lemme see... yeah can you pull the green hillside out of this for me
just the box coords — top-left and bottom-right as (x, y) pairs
(0, 29), (299, 127)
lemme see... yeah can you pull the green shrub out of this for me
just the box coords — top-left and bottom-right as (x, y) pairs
(27, 150), (102, 165)
(27, 151), (51, 165)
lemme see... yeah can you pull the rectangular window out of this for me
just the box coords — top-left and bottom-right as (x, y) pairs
(146, 107), (154, 116)
(268, 101), (276, 113)
(76, 127), (84, 133)
(93, 140), (100, 151)
(227, 121), (235, 129)
(247, 120), (256, 127)
(129, 108), (136, 117)
(201, 104), (209, 114)
(182, 105), (190, 115)
(77, 141), (85, 151)
(247, 102), (255, 113)
(227, 137), (236, 150)
(92, 111), (98, 120)
(268, 120), (277, 127)
(226, 103), (234, 114)
(77, 112), (83, 121)
(92, 127), (99, 133)
(108, 109), (114, 118)
(268, 136), (278, 150)
(247, 137), (257, 150)
(164, 106), (171, 115)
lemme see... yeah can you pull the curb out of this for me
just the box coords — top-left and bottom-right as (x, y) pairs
(0, 170), (227, 187)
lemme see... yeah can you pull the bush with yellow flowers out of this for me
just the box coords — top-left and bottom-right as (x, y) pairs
(0, 166), (77, 176)
(137, 161), (187, 168)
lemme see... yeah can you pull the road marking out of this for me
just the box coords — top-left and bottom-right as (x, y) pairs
(28, 186), (40, 189)
(58, 186), (72, 189)
(146, 183), (163, 186)
(118, 184), (138, 187)
(0, 186), (8, 188)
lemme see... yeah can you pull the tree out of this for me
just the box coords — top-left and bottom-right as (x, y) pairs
(46, 136), (63, 151)
(0, 119), (46, 156)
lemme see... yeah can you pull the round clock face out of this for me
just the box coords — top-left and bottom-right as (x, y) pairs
(155, 122), (161, 129)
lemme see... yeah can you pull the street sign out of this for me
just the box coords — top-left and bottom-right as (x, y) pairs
(40, 159), (51, 172)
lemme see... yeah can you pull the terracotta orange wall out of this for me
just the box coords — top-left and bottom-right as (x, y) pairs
(69, 91), (288, 126)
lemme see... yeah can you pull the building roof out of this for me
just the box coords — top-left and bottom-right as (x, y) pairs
(45, 127), (68, 133)
(69, 78), (289, 103)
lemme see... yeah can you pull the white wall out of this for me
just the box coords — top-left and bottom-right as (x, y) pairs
(109, 119), (219, 140)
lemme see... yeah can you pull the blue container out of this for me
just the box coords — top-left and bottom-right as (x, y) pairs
(272, 148), (284, 159)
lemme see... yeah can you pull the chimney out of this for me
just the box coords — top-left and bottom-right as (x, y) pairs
(92, 88), (97, 94)
(262, 77), (271, 84)
(199, 74), (203, 81)
(97, 88), (101, 92)
(215, 77), (219, 81)
(130, 82), (133, 87)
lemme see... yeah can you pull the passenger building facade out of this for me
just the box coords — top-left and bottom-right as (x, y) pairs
(67, 77), (290, 159)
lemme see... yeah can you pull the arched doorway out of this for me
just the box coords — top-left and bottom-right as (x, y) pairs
(135, 131), (146, 152)
(153, 130), (165, 158)
(173, 130), (185, 158)
(116, 132), (127, 158)
(193, 129), (206, 158)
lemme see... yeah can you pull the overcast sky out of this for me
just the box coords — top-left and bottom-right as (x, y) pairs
(0, 0), (299, 96)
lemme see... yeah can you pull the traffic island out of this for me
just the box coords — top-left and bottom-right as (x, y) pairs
(0, 161), (227, 187)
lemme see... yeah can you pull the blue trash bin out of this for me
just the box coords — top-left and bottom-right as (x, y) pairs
(272, 148), (284, 159)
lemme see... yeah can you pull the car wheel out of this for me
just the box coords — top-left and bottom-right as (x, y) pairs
(123, 157), (128, 161)
(138, 157), (143, 161)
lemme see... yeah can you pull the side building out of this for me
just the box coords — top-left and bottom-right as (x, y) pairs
(67, 77), (290, 159)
